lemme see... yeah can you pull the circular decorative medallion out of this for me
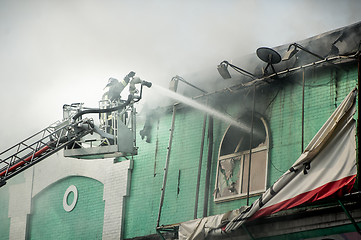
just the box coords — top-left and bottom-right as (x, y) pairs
(63, 185), (78, 212)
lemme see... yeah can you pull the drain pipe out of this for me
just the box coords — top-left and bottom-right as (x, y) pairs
(157, 104), (177, 227)
(203, 116), (214, 217)
(194, 113), (207, 219)
(301, 68), (305, 153)
(246, 85), (256, 206)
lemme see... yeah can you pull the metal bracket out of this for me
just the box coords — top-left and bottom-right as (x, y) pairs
(338, 199), (361, 235)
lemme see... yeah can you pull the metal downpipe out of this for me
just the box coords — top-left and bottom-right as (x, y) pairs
(302, 68), (305, 153)
(194, 113), (207, 219)
(246, 85), (256, 206)
(157, 104), (177, 227)
(203, 116), (213, 217)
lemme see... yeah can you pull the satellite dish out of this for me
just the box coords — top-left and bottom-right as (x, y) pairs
(256, 47), (281, 75)
(256, 47), (281, 64)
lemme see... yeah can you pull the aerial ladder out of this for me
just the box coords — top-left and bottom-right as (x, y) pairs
(0, 118), (94, 187)
(0, 72), (151, 187)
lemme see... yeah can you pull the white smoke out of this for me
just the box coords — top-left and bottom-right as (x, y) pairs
(0, 0), (361, 148)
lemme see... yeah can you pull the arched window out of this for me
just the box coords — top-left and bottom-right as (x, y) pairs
(214, 113), (269, 202)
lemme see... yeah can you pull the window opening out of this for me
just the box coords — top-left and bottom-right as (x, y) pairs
(215, 114), (269, 202)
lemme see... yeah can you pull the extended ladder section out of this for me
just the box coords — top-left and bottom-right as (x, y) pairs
(0, 118), (94, 187)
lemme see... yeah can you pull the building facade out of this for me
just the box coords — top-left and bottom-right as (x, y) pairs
(0, 22), (360, 239)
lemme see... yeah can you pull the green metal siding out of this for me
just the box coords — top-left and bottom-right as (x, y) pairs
(28, 176), (104, 240)
(124, 109), (207, 237)
(123, 65), (358, 239)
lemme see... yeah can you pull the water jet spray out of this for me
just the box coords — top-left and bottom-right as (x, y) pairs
(151, 84), (262, 136)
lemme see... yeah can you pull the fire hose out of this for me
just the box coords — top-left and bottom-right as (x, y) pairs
(72, 80), (152, 121)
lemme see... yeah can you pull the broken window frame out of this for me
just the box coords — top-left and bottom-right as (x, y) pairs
(214, 116), (269, 203)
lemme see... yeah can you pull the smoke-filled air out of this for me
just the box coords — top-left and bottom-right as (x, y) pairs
(1, 0), (361, 148)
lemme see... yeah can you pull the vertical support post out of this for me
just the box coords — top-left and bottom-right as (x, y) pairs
(247, 85), (256, 206)
(194, 113), (207, 219)
(157, 104), (176, 227)
(203, 116), (213, 217)
(302, 68), (305, 153)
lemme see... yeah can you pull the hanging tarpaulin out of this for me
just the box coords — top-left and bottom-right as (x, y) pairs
(224, 88), (357, 232)
(178, 213), (228, 240)
(178, 208), (247, 240)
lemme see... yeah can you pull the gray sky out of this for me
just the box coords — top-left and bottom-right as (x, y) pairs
(1, 0), (361, 148)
